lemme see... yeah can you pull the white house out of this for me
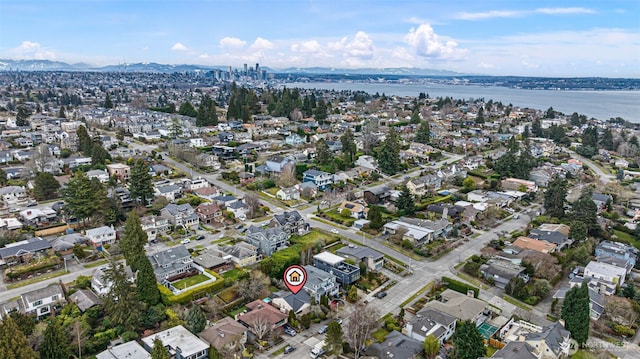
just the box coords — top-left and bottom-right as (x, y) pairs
(190, 138), (206, 148)
(141, 325), (209, 359)
(584, 261), (627, 287)
(86, 169), (110, 183)
(19, 284), (66, 317)
(85, 226), (117, 248)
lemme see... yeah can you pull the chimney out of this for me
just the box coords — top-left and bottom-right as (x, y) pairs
(442, 207), (449, 221)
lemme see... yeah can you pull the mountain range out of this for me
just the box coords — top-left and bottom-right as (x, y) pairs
(0, 59), (462, 76)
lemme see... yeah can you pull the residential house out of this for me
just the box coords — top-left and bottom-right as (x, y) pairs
(285, 134), (305, 146)
(141, 325), (209, 359)
(584, 260), (627, 287)
(303, 265), (339, 302)
(270, 211), (309, 236)
(106, 163), (130, 182)
(238, 300), (288, 333)
(49, 233), (88, 253)
(383, 215), (451, 243)
(69, 289), (103, 313)
(86, 169), (110, 183)
(552, 287), (605, 320)
(490, 342), (538, 359)
(426, 289), (488, 326)
(501, 178), (538, 193)
(212, 195), (238, 207)
(161, 203), (199, 229)
(338, 201), (368, 219)
(149, 164), (172, 177)
(265, 155), (295, 174)
(302, 169), (333, 190)
(196, 153), (220, 169)
(96, 341), (151, 359)
(239, 172), (255, 185)
(14, 283), (66, 317)
(363, 184), (391, 204)
(195, 203), (224, 225)
(85, 226), (117, 248)
(336, 245), (384, 272)
(245, 226), (289, 256)
(218, 242), (259, 267)
(511, 237), (557, 254)
(271, 290), (311, 315)
(522, 322), (571, 359)
(147, 245), (194, 282)
(276, 186), (300, 201)
(155, 184), (182, 201)
(592, 192), (612, 212)
(403, 307), (456, 343)
(479, 259), (528, 289)
(0, 237), (52, 266)
(193, 186), (221, 201)
(368, 331), (424, 359)
(19, 208), (57, 227)
(407, 175), (442, 196)
(199, 317), (247, 356)
(192, 251), (231, 273)
(140, 215), (170, 241)
(528, 224), (572, 250)
(0, 186), (27, 206)
(595, 240), (638, 270)
(313, 251), (360, 285)
(91, 265), (135, 296)
(190, 138), (206, 148)
(227, 201), (247, 220)
(355, 155), (379, 173)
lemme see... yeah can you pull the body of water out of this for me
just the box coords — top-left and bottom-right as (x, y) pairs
(290, 81), (640, 123)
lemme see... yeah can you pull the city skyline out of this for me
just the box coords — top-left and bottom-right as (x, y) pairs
(1, 0), (639, 77)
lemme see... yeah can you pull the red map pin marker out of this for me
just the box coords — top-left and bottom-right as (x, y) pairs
(284, 265), (307, 294)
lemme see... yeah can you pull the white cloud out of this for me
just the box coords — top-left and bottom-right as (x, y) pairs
(291, 40), (322, 53)
(250, 37), (275, 51)
(171, 42), (188, 51)
(199, 53), (209, 59)
(141, 46), (149, 51)
(404, 24), (465, 59)
(328, 31), (374, 59)
(219, 37), (247, 49)
(456, 7), (595, 20)
(10, 41), (56, 60)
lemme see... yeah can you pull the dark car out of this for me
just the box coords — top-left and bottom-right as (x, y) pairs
(195, 235), (205, 240)
(318, 325), (328, 334)
(284, 346), (296, 354)
(376, 291), (387, 299)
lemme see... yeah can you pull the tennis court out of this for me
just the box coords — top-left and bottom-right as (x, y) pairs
(478, 322), (499, 339)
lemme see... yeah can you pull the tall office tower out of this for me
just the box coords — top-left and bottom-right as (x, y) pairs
(244, 63), (248, 75)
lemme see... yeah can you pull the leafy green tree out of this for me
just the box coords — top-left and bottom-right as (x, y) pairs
(377, 127), (401, 175)
(571, 187), (598, 234)
(196, 95), (218, 126)
(91, 143), (110, 166)
(569, 221), (588, 241)
(324, 321), (344, 355)
(423, 334), (441, 359)
(340, 128), (357, 166)
(33, 172), (61, 200)
(531, 119), (543, 137)
(622, 283), (636, 299)
(104, 261), (143, 333)
(129, 159), (154, 206)
(450, 320), (485, 359)
(410, 109), (421, 124)
(136, 258), (160, 306)
(316, 139), (331, 166)
(39, 319), (70, 359)
(561, 283), (590, 345)
(150, 338), (170, 359)
(545, 106), (555, 119)
(414, 121), (430, 144)
(347, 285), (359, 302)
(104, 92), (114, 109)
(0, 168), (7, 186)
(169, 118), (183, 138)
(367, 206), (383, 230)
(63, 171), (104, 226)
(0, 315), (38, 359)
(396, 186), (416, 216)
(185, 305), (206, 334)
(315, 99), (328, 122)
(544, 176), (567, 219)
(462, 177), (476, 191)
(179, 101), (197, 117)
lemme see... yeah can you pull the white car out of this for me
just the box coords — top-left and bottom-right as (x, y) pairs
(181, 238), (191, 244)
(330, 229), (339, 234)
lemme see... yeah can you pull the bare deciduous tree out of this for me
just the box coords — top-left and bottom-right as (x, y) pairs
(30, 144), (55, 173)
(345, 303), (378, 359)
(243, 193), (262, 219)
(238, 270), (270, 302)
(251, 316), (271, 341)
(276, 163), (298, 188)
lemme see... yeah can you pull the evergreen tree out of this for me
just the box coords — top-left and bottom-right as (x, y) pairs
(451, 320), (485, 359)
(569, 221), (588, 241)
(0, 168), (7, 186)
(544, 176), (567, 218)
(377, 127), (401, 175)
(91, 143), (110, 166)
(561, 283), (590, 345)
(414, 121), (430, 144)
(600, 128), (614, 151)
(39, 319), (70, 359)
(178, 101), (197, 117)
(522, 125), (530, 138)
(33, 172), (61, 200)
(129, 159), (154, 206)
(340, 128), (357, 166)
(137, 258), (161, 307)
(63, 171), (103, 226)
(151, 338), (170, 359)
(104, 261), (143, 333)
(314, 99), (328, 122)
(16, 105), (31, 126)
(396, 186), (416, 216)
(121, 210), (148, 270)
(324, 321), (344, 355)
(410, 109), (421, 124)
(571, 187), (598, 234)
(58, 106), (66, 119)
(531, 119), (543, 137)
(475, 107), (484, 124)
(169, 118), (183, 138)
(185, 305), (206, 334)
(423, 334), (441, 359)
(104, 92), (114, 109)
(367, 206), (383, 230)
(77, 125), (93, 155)
(0, 316), (38, 359)
(196, 95), (219, 126)
(316, 139), (332, 166)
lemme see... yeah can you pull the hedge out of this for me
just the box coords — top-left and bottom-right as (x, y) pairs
(159, 271), (225, 305)
(442, 276), (479, 298)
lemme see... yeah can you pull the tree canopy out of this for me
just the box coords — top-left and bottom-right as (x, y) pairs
(396, 186), (416, 216)
(561, 283), (590, 345)
(33, 172), (61, 201)
(39, 319), (71, 359)
(451, 320), (485, 359)
(196, 95), (219, 126)
(324, 321), (344, 355)
(0, 315), (38, 359)
(414, 121), (430, 144)
(543, 176), (567, 219)
(129, 159), (154, 206)
(185, 305), (207, 334)
(377, 127), (401, 175)
(151, 338), (170, 359)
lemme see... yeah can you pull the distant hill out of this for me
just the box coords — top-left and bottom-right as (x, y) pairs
(271, 67), (464, 76)
(0, 59), (86, 71)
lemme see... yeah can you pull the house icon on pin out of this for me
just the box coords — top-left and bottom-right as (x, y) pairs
(289, 271), (301, 283)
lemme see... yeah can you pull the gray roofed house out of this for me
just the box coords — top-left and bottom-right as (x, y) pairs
(141, 325), (209, 359)
(591, 192), (612, 211)
(528, 229), (572, 249)
(367, 331), (424, 359)
(245, 225), (289, 257)
(270, 210), (309, 236)
(0, 237), (52, 265)
(49, 232), (88, 252)
(271, 289), (311, 314)
(479, 259), (528, 289)
(96, 340), (151, 359)
(363, 184), (391, 204)
(523, 322), (571, 359)
(192, 251), (231, 272)
(161, 203), (199, 229)
(426, 289), (488, 326)
(147, 245), (194, 282)
(92, 265), (135, 296)
(491, 341), (538, 359)
(16, 283), (66, 317)
(336, 245), (384, 272)
(303, 265), (339, 302)
(218, 242), (258, 267)
(403, 307), (456, 343)
(69, 289), (103, 312)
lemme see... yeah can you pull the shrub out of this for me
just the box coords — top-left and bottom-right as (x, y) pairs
(442, 277), (479, 298)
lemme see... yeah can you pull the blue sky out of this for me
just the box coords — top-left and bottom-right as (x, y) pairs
(1, 0), (639, 77)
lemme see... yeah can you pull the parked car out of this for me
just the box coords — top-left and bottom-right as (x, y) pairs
(336, 319), (343, 325)
(513, 214), (520, 219)
(284, 346), (296, 354)
(195, 235), (205, 240)
(376, 291), (387, 299)
(330, 229), (339, 234)
(27, 201), (38, 207)
(181, 238), (191, 244)
(318, 325), (328, 334)
(284, 327), (297, 336)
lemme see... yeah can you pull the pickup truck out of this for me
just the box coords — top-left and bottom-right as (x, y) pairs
(310, 340), (326, 359)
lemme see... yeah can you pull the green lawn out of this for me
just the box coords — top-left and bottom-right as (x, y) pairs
(571, 350), (597, 359)
(612, 230), (640, 250)
(486, 346), (499, 357)
(222, 268), (246, 281)
(171, 274), (209, 290)
(290, 229), (333, 246)
(7, 270), (69, 290)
